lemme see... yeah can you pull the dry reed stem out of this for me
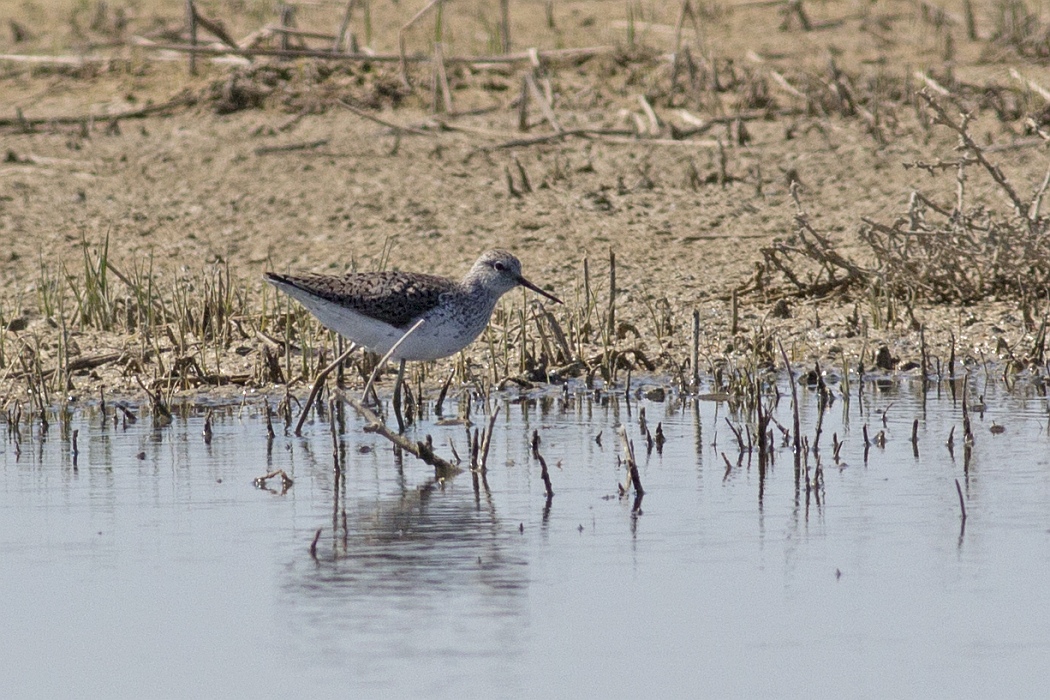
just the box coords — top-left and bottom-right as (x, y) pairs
(392, 359), (407, 433)
(0, 53), (121, 66)
(690, 309), (700, 391)
(637, 94), (660, 135)
(185, 0), (197, 75)
(265, 27), (338, 45)
(777, 339), (802, 476)
(915, 71), (951, 96)
(397, 0), (443, 86)
(531, 430), (554, 498)
(333, 0), (357, 52)
(309, 528), (322, 558)
(616, 424), (644, 496)
(500, 0), (511, 53)
(1010, 68), (1050, 102)
(130, 39), (611, 66)
(478, 406), (500, 472)
(783, 0), (812, 31)
(524, 72), (561, 132)
(295, 343), (357, 436)
(329, 397), (342, 470)
(674, 0), (701, 52)
(433, 42), (453, 114)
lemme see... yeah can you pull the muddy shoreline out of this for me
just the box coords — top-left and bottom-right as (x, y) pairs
(3, 1), (1048, 405)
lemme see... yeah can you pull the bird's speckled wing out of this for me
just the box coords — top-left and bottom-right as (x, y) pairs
(265, 270), (456, 328)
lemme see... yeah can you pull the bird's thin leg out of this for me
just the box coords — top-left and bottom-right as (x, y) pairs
(360, 318), (426, 409)
(295, 342), (358, 437)
(392, 359), (407, 433)
(336, 336), (346, 385)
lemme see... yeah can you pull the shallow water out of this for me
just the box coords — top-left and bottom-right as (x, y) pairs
(3, 377), (1050, 698)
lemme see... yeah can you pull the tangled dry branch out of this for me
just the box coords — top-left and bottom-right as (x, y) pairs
(760, 90), (1050, 304)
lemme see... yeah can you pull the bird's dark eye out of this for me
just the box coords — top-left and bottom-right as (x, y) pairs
(493, 261), (506, 271)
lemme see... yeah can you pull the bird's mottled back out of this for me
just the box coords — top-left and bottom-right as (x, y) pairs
(265, 270), (456, 329)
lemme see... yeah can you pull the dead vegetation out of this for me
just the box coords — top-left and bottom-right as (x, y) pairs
(7, 0), (1050, 410)
(760, 89), (1050, 308)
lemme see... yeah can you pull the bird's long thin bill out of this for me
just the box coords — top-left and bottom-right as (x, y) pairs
(518, 276), (563, 304)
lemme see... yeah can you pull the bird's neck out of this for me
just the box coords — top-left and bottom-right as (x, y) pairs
(461, 273), (484, 294)
(454, 284), (500, 326)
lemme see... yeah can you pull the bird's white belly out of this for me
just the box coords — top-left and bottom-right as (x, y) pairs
(292, 292), (491, 361)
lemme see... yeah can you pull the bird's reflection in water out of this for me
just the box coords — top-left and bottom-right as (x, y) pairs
(281, 462), (529, 677)
(287, 457), (528, 611)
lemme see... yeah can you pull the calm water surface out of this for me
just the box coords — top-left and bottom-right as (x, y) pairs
(3, 378), (1050, 698)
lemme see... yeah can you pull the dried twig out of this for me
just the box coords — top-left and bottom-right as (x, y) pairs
(524, 72), (561, 132)
(337, 99), (430, 135)
(254, 139), (329, 155)
(918, 90), (1027, 221)
(1010, 68), (1050, 102)
(0, 92), (196, 129)
(254, 469), (294, 491)
(341, 391), (459, 473)
(532, 430), (555, 498)
(189, 2), (240, 51)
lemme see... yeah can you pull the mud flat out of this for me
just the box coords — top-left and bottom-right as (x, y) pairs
(3, 0), (1049, 406)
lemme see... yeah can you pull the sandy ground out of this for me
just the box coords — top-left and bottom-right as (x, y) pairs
(2, 0), (1049, 402)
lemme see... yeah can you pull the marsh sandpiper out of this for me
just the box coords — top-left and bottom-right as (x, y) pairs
(265, 249), (562, 366)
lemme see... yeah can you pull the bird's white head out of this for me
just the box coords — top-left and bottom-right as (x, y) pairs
(468, 249), (562, 304)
